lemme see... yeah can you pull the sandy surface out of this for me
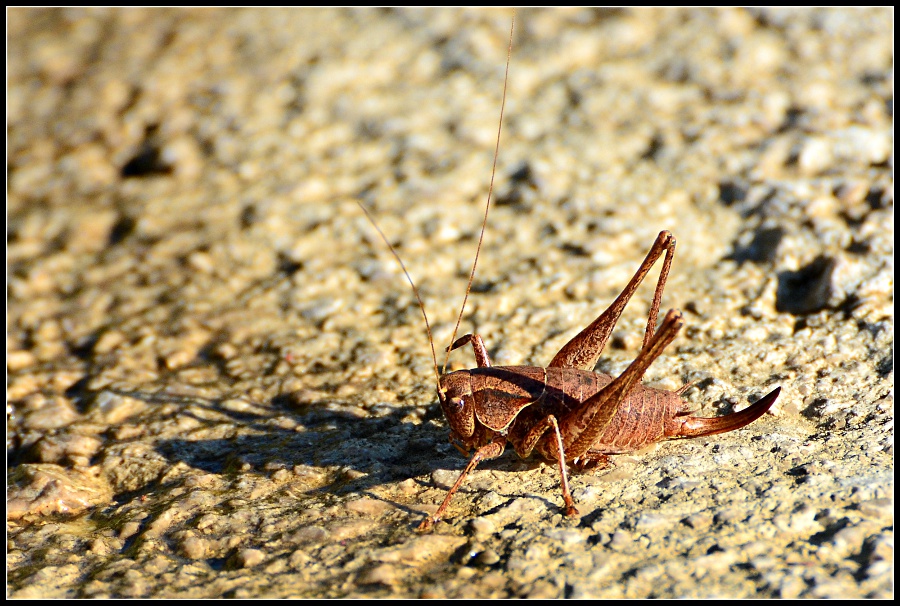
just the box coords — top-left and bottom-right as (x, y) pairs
(8, 7), (893, 598)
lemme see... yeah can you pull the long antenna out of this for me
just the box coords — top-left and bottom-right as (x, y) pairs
(442, 12), (515, 375)
(357, 201), (441, 388)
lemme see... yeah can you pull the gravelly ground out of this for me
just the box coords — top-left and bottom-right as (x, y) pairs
(7, 7), (893, 598)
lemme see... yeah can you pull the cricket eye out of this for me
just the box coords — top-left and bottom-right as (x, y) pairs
(450, 398), (465, 412)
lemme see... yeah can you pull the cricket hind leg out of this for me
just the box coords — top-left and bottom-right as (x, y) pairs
(549, 230), (676, 371)
(571, 450), (612, 472)
(560, 309), (685, 461)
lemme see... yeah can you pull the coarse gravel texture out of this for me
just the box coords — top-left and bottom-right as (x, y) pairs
(7, 7), (893, 599)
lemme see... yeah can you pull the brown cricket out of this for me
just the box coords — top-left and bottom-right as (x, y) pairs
(360, 14), (780, 532)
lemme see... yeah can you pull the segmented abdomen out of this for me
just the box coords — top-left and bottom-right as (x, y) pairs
(493, 366), (684, 458)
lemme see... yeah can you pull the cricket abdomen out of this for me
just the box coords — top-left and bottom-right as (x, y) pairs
(545, 367), (686, 455)
(585, 380), (683, 453)
(461, 365), (777, 464)
(489, 366), (685, 460)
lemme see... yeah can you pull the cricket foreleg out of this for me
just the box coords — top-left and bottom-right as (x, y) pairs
(417, 437), (505, 532)
(447, 333), (492, 368)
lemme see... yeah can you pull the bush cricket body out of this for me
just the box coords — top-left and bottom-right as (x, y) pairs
(360, 13), (780, 532)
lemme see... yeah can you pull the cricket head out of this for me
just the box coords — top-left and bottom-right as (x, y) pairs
(437, 370), (477, 443)
(358, 14), (514, 458)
